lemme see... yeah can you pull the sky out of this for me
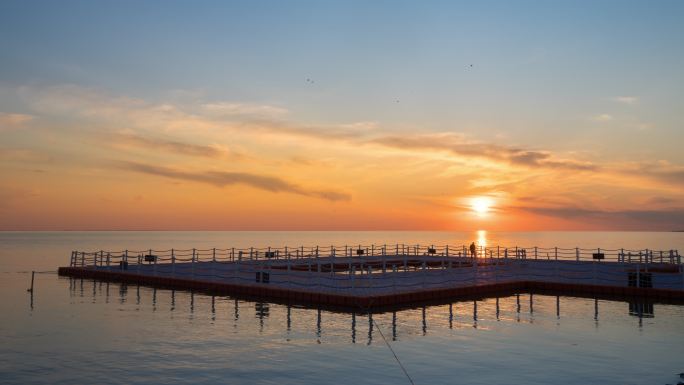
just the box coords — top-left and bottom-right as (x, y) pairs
(1, 0), (683, 231)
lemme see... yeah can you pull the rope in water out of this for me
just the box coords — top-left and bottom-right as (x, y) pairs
(371, 316), (415, 385)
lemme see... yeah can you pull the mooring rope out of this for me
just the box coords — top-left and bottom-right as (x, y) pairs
(372, 316), (415, 385)
(358, 299), (415, 385)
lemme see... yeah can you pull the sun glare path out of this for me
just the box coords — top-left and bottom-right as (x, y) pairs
(477, 230), (487, 248)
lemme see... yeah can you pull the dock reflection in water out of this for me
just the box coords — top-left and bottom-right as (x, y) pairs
(67, 277), (667, 344)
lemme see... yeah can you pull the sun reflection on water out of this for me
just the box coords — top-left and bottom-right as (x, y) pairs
(477, 230), (487, 248)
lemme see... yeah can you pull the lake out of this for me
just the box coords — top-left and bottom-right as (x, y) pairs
(1, 231), (683, 384)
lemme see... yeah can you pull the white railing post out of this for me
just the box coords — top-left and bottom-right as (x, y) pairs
(382, 248), (386, 274)
(351, 265), (355, 289)
(152, 248), (157, 276)
(192, 248), (196, 277)
(171, 248), (175, 275)
(403, 252), (407, 271)
(473, 252), (478, 285)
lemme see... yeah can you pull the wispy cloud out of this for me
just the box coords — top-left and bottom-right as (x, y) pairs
(105, 133), (245, 159)
(117, 161), (351, 202)
(517, 205), (684, 230)
(201, 102), (288, 118)
(614, 96), (638, 104)
(368, 134), (597, 171)
(626, 160), (684, 186)
(592, 114), (613, 122)
(0, 112), (34, 129)
(0, 148), (51, 163)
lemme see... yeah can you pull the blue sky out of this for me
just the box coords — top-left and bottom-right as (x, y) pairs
(1, 1), (684, 230)
(3, 1), (682, 129)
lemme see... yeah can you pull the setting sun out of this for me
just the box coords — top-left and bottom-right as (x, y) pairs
(470, 197), (493, 217)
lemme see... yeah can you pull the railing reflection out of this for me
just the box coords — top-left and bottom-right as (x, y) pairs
(66, 277), (667, 343)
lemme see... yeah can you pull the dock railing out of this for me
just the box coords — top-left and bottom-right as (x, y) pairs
(65, 244), (684, 293)
(68, 244), (682, 268)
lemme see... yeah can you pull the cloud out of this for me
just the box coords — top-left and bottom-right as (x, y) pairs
(0, 148), (52, 163)
(116, 161), (351, 202)
(614, 96), (638, 104)
(201, 102), (288, 118)
(368, 134), (597, 171)
(105, 133), (244, 159)
(621, 160), (684, 186)
(16, 84), (368, 140)
(0, 112), (34, 129)
(240, 119), (374, 141)
(517, 205), (684, 230)
(592, 114), (613, 122)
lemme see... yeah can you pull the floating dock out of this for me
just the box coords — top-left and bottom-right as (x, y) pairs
(58, 244), (684, 308)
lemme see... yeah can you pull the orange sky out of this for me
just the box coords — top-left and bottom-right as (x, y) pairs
(1, 85), (683, 231)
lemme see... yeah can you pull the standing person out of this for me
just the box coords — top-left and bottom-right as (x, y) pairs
(469, 242), (477, 258)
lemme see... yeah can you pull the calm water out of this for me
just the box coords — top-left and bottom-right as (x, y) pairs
(1, 231), (683, 384)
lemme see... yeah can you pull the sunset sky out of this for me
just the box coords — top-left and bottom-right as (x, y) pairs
(1, 1), (683, 230)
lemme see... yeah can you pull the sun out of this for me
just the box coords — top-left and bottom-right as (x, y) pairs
(470, 197), (493, 217)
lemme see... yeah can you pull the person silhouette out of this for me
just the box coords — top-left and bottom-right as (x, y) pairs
(469, 242), (477, 258)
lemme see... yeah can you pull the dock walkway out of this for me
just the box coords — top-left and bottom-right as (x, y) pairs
(58, 244), (684, 308)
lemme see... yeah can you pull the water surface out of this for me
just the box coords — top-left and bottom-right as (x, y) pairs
(1, 231), (683, 384)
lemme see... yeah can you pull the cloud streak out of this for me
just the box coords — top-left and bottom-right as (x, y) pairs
(201, 102), (288, 118)
(106, 133), (243, 159)
(592, 114), (613, 122)
(117, 161), (351, 202)
(0, 112), (34, 129)
(517, 205), (684, 230)
(368, 134), (597, 171)
(614, 96), (638, 104)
